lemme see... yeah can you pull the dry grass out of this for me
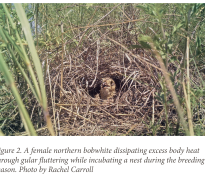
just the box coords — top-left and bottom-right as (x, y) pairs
(1, 4), (205, 136)
(34, 24), (176, 136)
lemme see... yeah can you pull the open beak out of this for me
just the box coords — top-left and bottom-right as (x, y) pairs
(102, 82), (110, 88)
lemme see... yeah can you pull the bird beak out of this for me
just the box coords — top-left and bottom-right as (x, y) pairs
(102, 82), (106, 88)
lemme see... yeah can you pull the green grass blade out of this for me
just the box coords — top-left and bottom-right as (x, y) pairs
(14, 3), (55, 136)
(0, 130), (4, 136)
(2, 3), (42, 103)
(15, 3), (46, 108)
(0, 51), (37, 136)
(0, 26), (40, 102)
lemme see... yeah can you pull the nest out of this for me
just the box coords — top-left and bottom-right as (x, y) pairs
(39, 31), (165, 136)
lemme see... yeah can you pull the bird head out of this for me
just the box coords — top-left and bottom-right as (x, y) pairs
(101, 78), (116, 92)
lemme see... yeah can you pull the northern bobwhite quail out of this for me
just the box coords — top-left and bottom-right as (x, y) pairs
(99, 77), (116, 100)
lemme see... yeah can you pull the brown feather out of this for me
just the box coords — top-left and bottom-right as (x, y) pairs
(99, 78), (116, 100)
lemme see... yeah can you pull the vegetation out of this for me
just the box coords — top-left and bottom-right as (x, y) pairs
(0, 3), (204, 136)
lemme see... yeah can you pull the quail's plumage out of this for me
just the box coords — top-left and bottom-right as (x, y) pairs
(99, 77), (116, 100)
